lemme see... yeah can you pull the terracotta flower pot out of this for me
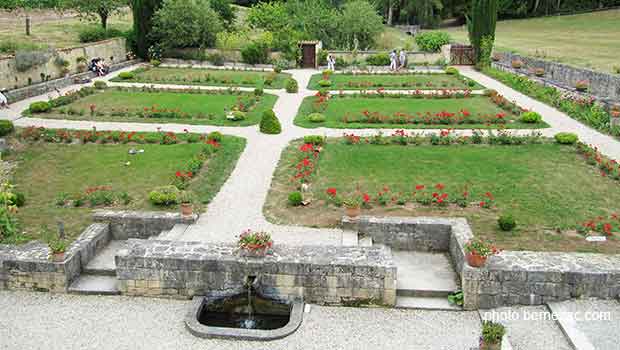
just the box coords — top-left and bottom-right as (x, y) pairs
(480, 339), (502, 350)
(611, 111), (620, 118)
(180, 203), (193, 216)
(239, 246), (269, 258)
(51, 252), (65, 262)
(466, 252), (488, 268)
(345, 206), (361, 218)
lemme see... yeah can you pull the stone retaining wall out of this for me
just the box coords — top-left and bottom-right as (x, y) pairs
(0, 223), (109, 292)
(115, 239), (397, 306)
(493, 51), (620, 104)
(93, 210), (197, 240)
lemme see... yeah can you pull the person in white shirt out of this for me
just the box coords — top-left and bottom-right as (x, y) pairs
(327, 54), (336, 71)
(399, 50), (407, 70)
(389, 50), (397, 71)
(0, 91), (8, 109)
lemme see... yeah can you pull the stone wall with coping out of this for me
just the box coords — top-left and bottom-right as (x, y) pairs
(1, 38), (128, 94)
(0, 223), (109, 292)
(115, 239), (397, 306)
(493, 51), (620, 104)
(93, 210), (198, 240)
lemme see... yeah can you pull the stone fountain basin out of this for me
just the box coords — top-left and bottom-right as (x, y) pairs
(184, 295), (304, 341)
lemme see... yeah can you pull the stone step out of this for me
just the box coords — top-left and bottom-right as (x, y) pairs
(341, 229), (358, 246)
(396, 288), (453, 298)
(395, 296), (461, 311)
(151, 231), (167, 240)
(68, 275), (120, 296)
(162, 224), (189, 241)
(83, 240), (126, 276)
(83, 265), (116, 277)
(359, 236), (373, 247)
(393, 251), (460, 295)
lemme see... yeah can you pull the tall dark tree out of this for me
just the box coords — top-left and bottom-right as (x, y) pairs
(131, 0), (163, 58)
(467, 0), (498, 64)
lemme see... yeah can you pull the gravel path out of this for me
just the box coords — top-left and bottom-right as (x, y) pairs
(0, 291), (482, 350)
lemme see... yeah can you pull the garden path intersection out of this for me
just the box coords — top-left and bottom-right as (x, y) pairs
(2, 64), (620, 349)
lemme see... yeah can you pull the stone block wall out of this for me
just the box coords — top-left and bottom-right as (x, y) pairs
(93, 210), (197, 240)
(115, 240), (397, 306)
(0, 223), (109, 292)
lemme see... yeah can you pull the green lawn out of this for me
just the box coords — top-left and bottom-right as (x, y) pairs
(295, 94), (546, 129)
(265, 140), (620, 253)
(113, 67), (293, 89)
(35, 88), (278, 126)
(5, 135), (245, 244)
(443, 9), (620, 73)
(307, 73), (483, 90)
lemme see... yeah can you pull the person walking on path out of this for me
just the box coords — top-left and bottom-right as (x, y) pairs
(389, 50), (397, 71)
(327, 54), (336, 71)
(399, 49), (407, 70)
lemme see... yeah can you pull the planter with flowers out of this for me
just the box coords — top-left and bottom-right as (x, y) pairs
(479, 321), (505, 350)
(342, 194), (362, 218)
(610, 105), (620, 127)
(575, 80), (589, 92)
(179, 191), (193, 216)
(49, 240), (68, 262)
(464, 239), (500, 268)
(238, 230), (273, 258)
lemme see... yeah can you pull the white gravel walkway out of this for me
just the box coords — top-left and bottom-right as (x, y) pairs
(0, 291), (482, 350)
(3, 65), (620, 245)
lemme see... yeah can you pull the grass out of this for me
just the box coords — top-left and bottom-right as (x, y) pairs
(294, 94), (547, 129)
(4, 135), (245, 244)
(307, 72), (483, 91)
(443, 9), (620, 73)
(112, 67), (293, 89)
(35, 88), (278, 126)
(265, 140), (620, 254)
(372, 27), (417, 51)
(0, 10), (132, 54)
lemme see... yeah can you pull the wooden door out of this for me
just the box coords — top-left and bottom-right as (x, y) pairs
(302, 44), (316, 68)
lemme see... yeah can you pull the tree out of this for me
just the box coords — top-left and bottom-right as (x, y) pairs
(131, 0), (163, 58)
(467, 0), (498, 65)
(209, 0), (235, 28)
(63, 0), (126, 29)
(337, 0), (384, 50)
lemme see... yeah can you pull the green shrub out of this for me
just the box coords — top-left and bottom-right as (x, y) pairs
(318, 79), (332, 87)
(415, 31), (451, 53)
(303, 135), (325, 145)
(288, 191), (303, 206)
(498, 214), (516, 231)
(260, 110), (282, 134)
(0, 120), (14, 136)
(13, 192), (25, 207)
(308, 113), (326, 123)
(78, 27), (123, 43)
(150, 59), (161, 67)
(520, 111), (542, 123)
(118, 72), (135, 80)
(228, 110), (246, 121)
(254, 88), (264, 96)
(148, 185), (179, 206)
(481, 321), (505, 345)
(366, 53), (391, 66)
(274, 59), (289, 73)
(241, 41), (269, 65)
(554, 132), (578, 145)
(93, 81), (107, 89)
(29, 101), (51, 113)
(207, 53), (225, 66)
(445, 67), (459, 75)
(285, 78), (298, 93)
(207, 131), (223, 142)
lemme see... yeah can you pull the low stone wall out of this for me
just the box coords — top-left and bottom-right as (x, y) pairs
(161, 58), (274, 70)
(5, 59), (138, 103)
(116, 239), (397, 306)
(493, 51), (620, 103)
(0, 223), (109, 292)
(1, 38), (128, 93)
(93, 210), (198, 240)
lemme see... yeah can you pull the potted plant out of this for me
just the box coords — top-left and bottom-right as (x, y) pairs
(49, 239), (68, 262)
(610, 105), (620, 118)
(343, 193), (362, 218)
(534, 68), (545, 77)
(464, 239), (500, 268)
(179, 191), (193, 216)
(575, 80), (589, 92)
(511, 60), (523, 69)
(238, 229), (273, 258)
(480, 321), (505, 350)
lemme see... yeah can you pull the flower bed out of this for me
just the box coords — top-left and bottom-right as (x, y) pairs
(264, 137), (620, 253)
(307, 71), (483, 90)
(24, 86), (278, 126)
(295, 90), (547, 129)
(111, 67), (292, 89)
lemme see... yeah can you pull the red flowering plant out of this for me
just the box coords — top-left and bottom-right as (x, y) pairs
(464, 239), (501, 258)
(173, 171), (193, 190)
(431, 183), (449, 207)
(291, 143), (320, 185)
(343, 133), (362, 145)
(376, 185), (391, 206)
(577, 214), (619, 237)
(238, 229), (273, 255)
(479, 192), (495, 209)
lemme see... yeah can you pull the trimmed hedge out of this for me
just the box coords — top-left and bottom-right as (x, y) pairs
(0, 120), (14, 137)
(285, 78), (298, 93)
(29, 101), (52, 113)
(260, 110), (282, 134)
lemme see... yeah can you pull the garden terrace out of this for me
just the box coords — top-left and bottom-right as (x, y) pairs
(308, 72), (483, 91)
(1, 129), (245, 244)
(295, 91), (547, 129)
(264, 136), (620, 254)
(26, 87), (278, 126)
(111, 67), (293, 89)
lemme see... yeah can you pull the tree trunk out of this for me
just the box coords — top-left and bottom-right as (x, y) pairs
(99, 11), (108, 30)
(25, 16), (31, 36)
(387, 1), (393, 25)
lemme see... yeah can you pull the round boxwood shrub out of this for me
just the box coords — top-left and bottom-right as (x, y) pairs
(554, 132), (578, 145)
(228, 110), (246, 121)
(445, 67), (459, 75)
(254, 88), (264, 96)
(303, 135), (325, 145)
(288, 191), (303, 206)
(93, 81), (107, 89)
(13, 192), (25, 207)
(285, 78), (298, 93)
(308, 113), (326, 123)
(29, 101), (51, 113)
(148, 185), (179, 206)
(318, 79), (332, 87)
(520, 111), (542, 123)
(366, 53), (391, 66)
(498, 214), (516, 231)
(0, 120), (14, 136)
(415, 31), (451, 53)
(118, 72), (135, 80)
(260, 110), (282, 134)
(207, 131), (223, 142)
